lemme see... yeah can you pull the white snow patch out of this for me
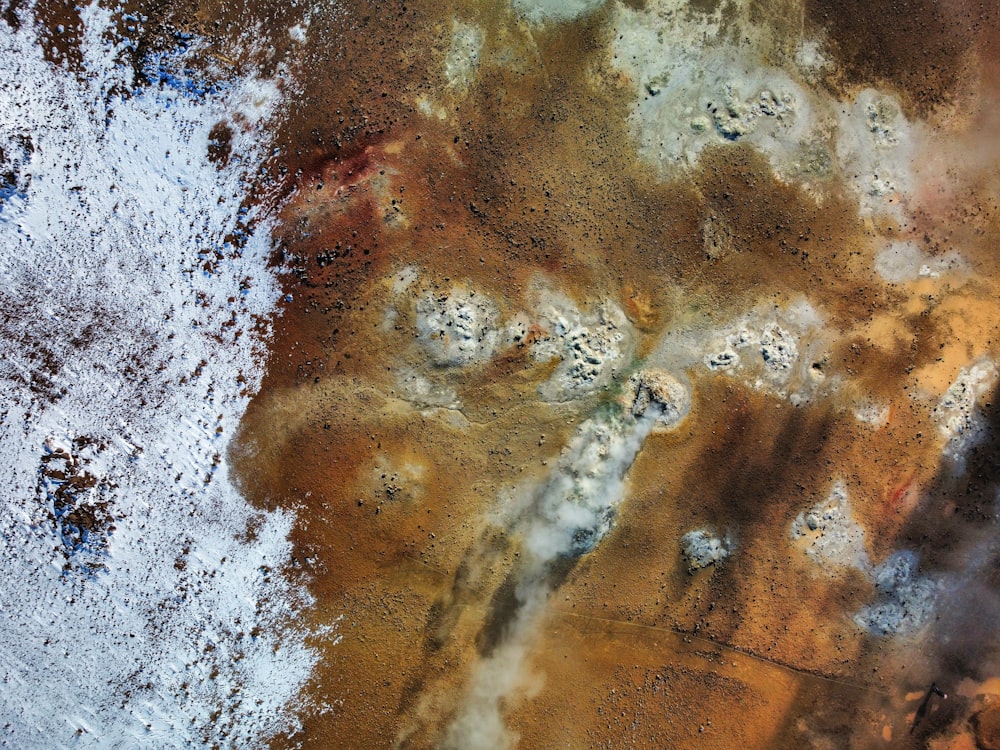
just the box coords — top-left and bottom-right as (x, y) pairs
(0, 5), (316, 747)
(289, 19), (309, 44)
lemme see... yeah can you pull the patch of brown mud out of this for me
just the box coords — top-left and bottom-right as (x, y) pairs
(22, 0), (84, 68)
(805, 0), (988, 120)
(514, 617), (799, 749)
(691, 145), (887, 325)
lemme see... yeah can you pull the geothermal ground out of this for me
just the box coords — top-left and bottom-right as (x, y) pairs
(4, 0), (1000, 747)
(237, 0), (1000, 745)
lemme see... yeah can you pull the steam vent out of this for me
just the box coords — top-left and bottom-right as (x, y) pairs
(3, 0), (1000, 746)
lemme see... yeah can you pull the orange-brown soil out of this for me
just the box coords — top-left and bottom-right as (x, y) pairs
(207, 0), (1000, 746)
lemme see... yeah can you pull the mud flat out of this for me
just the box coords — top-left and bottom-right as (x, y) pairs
(224, 0), (1000, 746)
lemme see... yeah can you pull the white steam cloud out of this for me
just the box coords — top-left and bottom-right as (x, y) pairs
(442, 401), (664, 749)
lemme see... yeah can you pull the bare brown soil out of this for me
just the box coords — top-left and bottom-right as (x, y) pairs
(208, 0), (1000, 747)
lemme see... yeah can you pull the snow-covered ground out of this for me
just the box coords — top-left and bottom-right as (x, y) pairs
(0, 4), (316, 747)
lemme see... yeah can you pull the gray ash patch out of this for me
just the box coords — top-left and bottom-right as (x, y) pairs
(531, 300), (632, 402)
(706, 86), (797, 142)
(415, 287), (501, 368)
(934, 360), (997, 466)
(626, 369), (691, 430)
(854, 551), (937, 637)
(759, 323), (798, 374)
(790, 481), (869, 570)
(705, 348), (740, 370)
(681, 528), (730, 572)
(698, 300), (829, 403)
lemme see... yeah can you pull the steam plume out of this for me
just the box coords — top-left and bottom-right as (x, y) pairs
(441, 402), (663, 749)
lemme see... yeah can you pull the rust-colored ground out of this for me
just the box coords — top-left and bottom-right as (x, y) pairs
(198, 0), (1000, 746)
